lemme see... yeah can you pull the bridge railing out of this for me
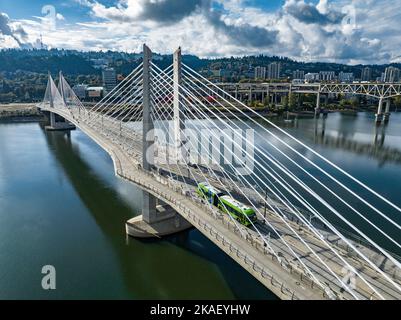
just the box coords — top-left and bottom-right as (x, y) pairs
(109, 149), (351, 299)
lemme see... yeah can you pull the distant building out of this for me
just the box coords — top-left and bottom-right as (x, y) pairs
(254, 66), (266, 79)
(319, 71), (336, 82)
(293, 69), (305, 80)
(338, 72), (354, 83)
(383, 66), (400, 83)
(102, 68), (117, 94)
(292, 79), (304, 85)
(72, 84), (88, 100)
(304, 73), (320, 83)
(267, 62), (281, 79)
(86, 86), (104, 99)
(361, 67), (372, 81)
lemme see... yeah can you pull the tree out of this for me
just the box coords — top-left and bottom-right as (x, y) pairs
(394, 95), (401, 109)
(339, 98), (348, 109)
(350, 97), (359, 109)
(282, 96), (289, 109)
(288, 93), (296, 110)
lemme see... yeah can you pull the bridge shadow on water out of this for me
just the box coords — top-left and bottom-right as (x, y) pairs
(39, 124), (276, 300)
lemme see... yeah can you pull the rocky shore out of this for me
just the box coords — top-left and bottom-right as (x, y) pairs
(0, 103), (44, 122)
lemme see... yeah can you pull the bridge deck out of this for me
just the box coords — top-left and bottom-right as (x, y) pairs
(39, 105), (401, 300)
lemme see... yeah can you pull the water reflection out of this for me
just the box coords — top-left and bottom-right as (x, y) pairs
(283, 113), (401, 167)
(38, 124), (274, 299)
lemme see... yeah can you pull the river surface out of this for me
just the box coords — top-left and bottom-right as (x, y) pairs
(0, 111), (401, 299)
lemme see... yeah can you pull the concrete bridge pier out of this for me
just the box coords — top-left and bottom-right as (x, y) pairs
(383, 99), (391, 122)
(50, 111), (56, 128)
(315, 91), (321, 117)
(126, 44), (192, 238)
(375, 97), (384, 124)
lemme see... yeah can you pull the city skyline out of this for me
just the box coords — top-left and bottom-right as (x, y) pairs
(0, 0), (400, 65)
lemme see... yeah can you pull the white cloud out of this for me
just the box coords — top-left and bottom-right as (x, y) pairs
(1, 0), (400, 64)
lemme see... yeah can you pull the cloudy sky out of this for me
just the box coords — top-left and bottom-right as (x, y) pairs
(0, 0), (400, 64)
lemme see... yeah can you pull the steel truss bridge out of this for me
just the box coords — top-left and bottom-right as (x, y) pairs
(218, 82), (401, 122)
(218, 82), (401, 99)
(38, 45), (401, 300)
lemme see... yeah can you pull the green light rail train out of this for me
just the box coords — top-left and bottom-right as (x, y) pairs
(196, 182), (257, 226)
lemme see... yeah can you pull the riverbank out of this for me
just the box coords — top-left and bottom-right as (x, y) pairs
(0, 103), (44, 122)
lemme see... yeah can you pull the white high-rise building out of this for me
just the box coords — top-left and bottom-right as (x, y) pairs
(361, 67), (372, 81)
(384, 67), (400, 83)
(338, 72), (354, 83)
(304, 73), (320, 83)
(319, 71), (336, 82)
(267, 62), (281, 79)
(254, 66), (267, 79)
(293, 70), (305, 80)
(102, 68), (117, 93)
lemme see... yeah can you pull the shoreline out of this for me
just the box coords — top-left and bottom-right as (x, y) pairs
(0, 103), (45, 122)
(0, 103), (380, 123)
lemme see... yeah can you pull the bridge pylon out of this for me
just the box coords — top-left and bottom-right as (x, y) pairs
(173, 47), (186, 163)
(126, 44), (192, 238)
(141, 44), (157, 223)
(44, 72), (75, 131)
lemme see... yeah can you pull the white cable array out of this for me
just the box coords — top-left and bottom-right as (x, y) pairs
(183, 64), (401, 229)
(152, 62), (401, 298)
(181, 67), (401, 252)
(150, 65), (363, 299)
(179, 77), (401, 296)
(177, 71), (401, 295)
(86, 71), (143, 128)
(181, 73), (401, 252)
(180, 69), (401, 277)
(89, 62), (143, 114)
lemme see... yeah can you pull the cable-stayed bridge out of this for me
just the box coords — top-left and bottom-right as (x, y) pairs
(38, 45), (401, 300)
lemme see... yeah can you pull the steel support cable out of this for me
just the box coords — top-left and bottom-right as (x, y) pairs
(86, 69), (144, 127)
(152, 67), (396, 298)
(176, 72), (401, 294)
(181, 74), (401, 252)
(88, 81), (143, 129)
(150, 88), (261, 245)
(180, 71), (401, 273)
(59, 75), (85, 110)
(183, 64), (401, 225)
(89, 62), (143, 114)
(150, 73), (266, 244)
(151, 81), (348, 301)
(86, 75), (143, 127)
(151, 71), (345, 296)
(101, 90), (144, 135)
